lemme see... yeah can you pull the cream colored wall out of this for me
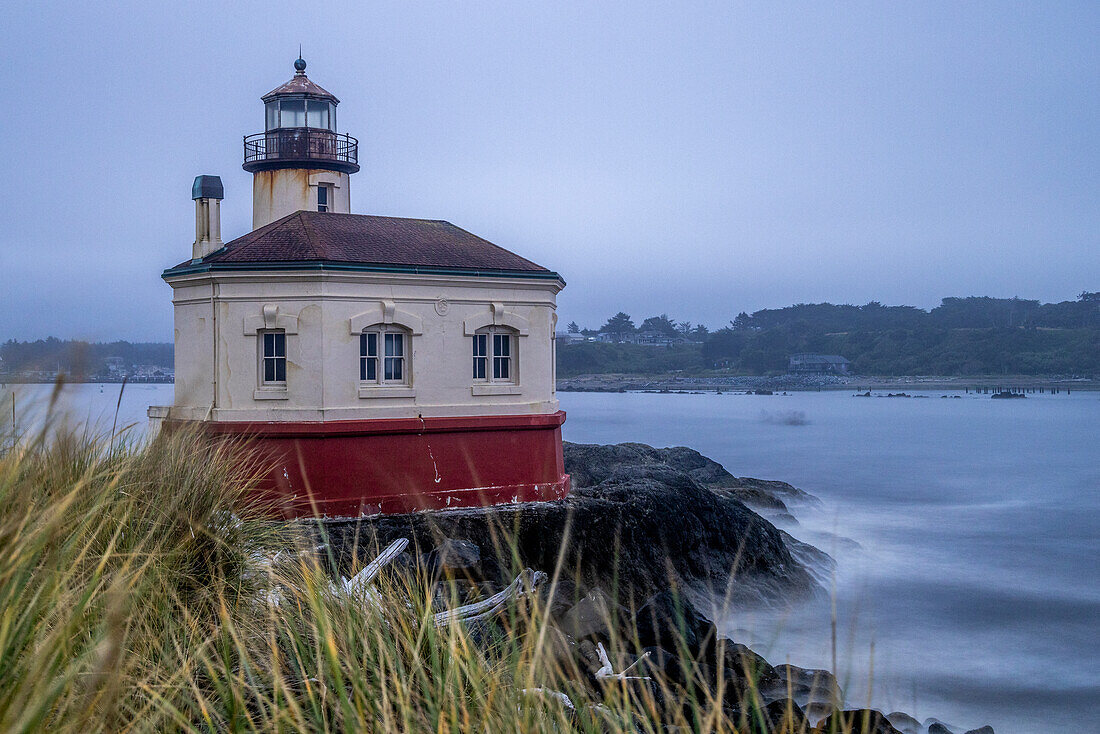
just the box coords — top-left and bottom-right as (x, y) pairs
(165, 270), (563, 422)
(252, 169), (351, 229)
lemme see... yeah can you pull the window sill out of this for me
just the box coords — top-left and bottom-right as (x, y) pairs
(253, 388), (288, 400)
(471, 384), (522, 396)
(358, 386), (416, 399)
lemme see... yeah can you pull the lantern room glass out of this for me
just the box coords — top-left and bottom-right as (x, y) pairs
(265, 99), (337, 130)
(306, 100), (330, 129)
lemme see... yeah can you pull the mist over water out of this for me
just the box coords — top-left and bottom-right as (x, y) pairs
(559, 390), (1099, 734)
(6, 383), (1097, 732)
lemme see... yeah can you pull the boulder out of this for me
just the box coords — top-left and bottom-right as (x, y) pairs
(325, 442), (820, 604)
(815, 709), (903, 734)
(719, 642), (780, 700)
(964, 727), (995, 734)
(762, 663), (839, 706)
(760, 698), (809, 732)
(885, 711), (922, 734)
(561, 589), (625, 641)
(634, 590), (714, 653)
(928, 724), (954, 734)
(426, 538), (480, 575)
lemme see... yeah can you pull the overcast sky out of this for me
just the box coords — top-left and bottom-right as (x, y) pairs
(1, 1), (1097, 341)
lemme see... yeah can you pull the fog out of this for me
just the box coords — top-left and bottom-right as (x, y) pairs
(1, 1), (1097, 341)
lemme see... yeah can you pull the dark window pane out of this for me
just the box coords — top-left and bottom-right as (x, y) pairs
(275, 359), (285, 382)
(368, 333), (377, 357)
(264, 359), (275, 382)
(274, 332), (285, 356)
(360, 333), (368, 356)
(263, 332), (274, 356)
(385, 358), (402, 381)
(366, 359), (376, 381)
(360, 358), (366, 381)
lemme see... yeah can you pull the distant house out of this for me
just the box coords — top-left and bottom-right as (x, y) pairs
(634, 330), (685, 347)
(788, 353), (851, 375)
(555, 331), (585, 345)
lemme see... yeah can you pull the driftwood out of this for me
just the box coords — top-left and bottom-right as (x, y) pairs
(433, 569), (547, 627)
(342, 538), (409, 596)
(594, 642), (651, 681)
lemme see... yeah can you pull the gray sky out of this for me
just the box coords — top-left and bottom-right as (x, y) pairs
(2, 1), (1097, 341)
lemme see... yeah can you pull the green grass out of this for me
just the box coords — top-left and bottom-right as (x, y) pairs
(0, 400), (873, 734)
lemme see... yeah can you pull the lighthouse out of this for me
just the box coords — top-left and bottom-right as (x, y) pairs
(153, 58), (569, 517)
(243, 57), (357, 229)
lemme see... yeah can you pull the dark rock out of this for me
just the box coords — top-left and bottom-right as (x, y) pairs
(426, 538), (480, 575)
(719, 641), (780, 699)
(762, 663), (839, 706)
(804, 701), (835, 725)
(928, 724), (954, 734)
(963, 727), (995, 734)
(323, 442), (820, 604)
(760, 698), (808, 731)
(635, 590), (712, 653)
(539, 576), (580, 621)
(562, 589), (625, 641)
(885, 711), (922, 734)
(816, 709), (903, 734)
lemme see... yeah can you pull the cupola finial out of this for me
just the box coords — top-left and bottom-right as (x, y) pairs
(294, 48), (306, 74)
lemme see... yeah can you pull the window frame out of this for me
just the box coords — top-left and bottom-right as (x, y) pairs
(473, 326), (517, 384)
(316, 184), (330, 212)
(359, 326), (410, 387)
(259, 329), (287, 386)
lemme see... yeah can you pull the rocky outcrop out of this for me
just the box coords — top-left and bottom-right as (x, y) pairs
(310, 441), (996, 734)
(321, 442), (820, 605)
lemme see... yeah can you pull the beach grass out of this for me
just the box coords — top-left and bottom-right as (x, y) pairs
(0, 403), (856, 734)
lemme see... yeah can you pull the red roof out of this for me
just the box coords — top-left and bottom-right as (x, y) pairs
(262, 73), (339, 103)
(167, 211), (558, 278)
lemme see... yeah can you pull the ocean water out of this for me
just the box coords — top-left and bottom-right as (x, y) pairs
(4, 383), (1097, 732)
(558, 390), (1099, 734)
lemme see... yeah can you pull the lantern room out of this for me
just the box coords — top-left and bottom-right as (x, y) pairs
(244, 58), (358, 228)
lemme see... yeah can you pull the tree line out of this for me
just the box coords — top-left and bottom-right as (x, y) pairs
(562, 292), (1100, 376)
(0, 338), (173, 379)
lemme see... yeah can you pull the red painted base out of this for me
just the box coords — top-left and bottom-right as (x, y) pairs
(177, 411), (569, 518)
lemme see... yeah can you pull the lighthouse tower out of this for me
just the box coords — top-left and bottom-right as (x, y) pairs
(244, 57), (358, 229)
(155, 58), (569, 517)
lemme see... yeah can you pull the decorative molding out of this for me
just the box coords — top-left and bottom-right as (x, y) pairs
(471, 384), (523, 396)
(243, 304), (299, 335)
(307, 171), (344, 187)
(463, 302), (530, 336)
(348, 300), (423, 335)
(358, 386), (417, 400)
(253, 388), (289, 401)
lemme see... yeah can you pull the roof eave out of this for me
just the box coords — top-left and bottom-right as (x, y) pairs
(162, 259), (566, 286)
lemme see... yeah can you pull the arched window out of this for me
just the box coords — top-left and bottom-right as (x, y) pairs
(360, 326), (410, 385)
(473, 327), (516, 383)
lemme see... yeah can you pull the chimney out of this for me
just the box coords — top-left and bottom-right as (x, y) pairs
(191, 175), (224, 261)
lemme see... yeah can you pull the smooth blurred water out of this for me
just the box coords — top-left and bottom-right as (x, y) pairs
(558, 389), (1099, 734)
(5, 383), (1097, 732)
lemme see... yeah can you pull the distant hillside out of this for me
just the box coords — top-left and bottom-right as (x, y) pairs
(0, 338), (173, 381)
(563, 293), (1100, 377)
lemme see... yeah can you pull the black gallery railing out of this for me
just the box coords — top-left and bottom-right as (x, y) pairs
(243, 129), (358, 167)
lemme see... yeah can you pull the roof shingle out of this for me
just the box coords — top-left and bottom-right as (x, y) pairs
(167, 211), (558, 279)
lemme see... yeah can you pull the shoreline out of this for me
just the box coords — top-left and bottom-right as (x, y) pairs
(557, 374), (1100, 393)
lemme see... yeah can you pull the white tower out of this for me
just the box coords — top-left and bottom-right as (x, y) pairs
(243, 57), (359, 229)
